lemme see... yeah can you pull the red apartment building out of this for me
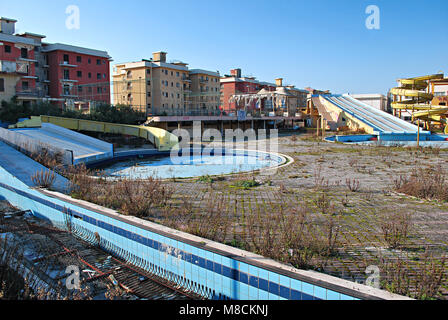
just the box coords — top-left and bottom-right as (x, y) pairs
(0, 17), (111, 110)
(220, 68), (277, 114)
(43, 43), (111, 109)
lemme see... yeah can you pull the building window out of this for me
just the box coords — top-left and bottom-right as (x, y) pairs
(97, 87), (102, 93)
(63, 54), (69, 63)
(147, 69), (151, 75)
(78, 85), (83, 93)
(21, 48), (28, 59)
(77, 71), (82, 78)
(103, 73), (106, 79)
(176, 72), (179, 77)
(97, 73), (101, 80)
(88, 72), (92, 79)
(4, 45), (11, 53)
(88, 58), (91, 64)
(76, 56), (82, 63)
(64, 69), (70, 80)
(0, 78), (4, 92)
(96, 59), (101, 65)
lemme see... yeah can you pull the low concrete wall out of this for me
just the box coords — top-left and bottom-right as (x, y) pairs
(0, 127), (73, 165)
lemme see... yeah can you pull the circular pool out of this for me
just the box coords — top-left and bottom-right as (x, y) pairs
(96, 149), (286, 179)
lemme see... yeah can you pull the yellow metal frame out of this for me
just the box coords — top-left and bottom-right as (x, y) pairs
(390, 74), (448, 134)
(10, 116), (179, 151)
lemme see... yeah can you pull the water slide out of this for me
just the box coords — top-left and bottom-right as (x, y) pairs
(390, 74), (448, 134)
(319, 94), (421, 134)
(10, 116), (179, 151)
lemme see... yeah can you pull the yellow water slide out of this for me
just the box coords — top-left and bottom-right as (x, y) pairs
(10, 116), (179, 151)
(390, 74), (448, 133)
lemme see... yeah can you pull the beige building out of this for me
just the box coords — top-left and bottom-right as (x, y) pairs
(112, 52), (220, 116)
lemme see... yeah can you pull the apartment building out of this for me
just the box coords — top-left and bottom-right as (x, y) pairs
(43, 43), (110, 109)
(0, 17), (111, 110)
(113, 52), (220, 116)
(220, 68), (307, 116)
(0, 17), (38, 106)
(188, 69), (220, 115)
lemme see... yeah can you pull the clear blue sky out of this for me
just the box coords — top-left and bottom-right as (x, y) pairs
(1, 0), (447, 94)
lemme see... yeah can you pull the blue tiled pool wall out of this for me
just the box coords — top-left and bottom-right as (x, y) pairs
(86, 147), (285, 170)
(328, 133), (448, 144)
(0, 166), (358, 300)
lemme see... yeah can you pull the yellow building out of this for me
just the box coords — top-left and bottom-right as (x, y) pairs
(112, 52), (220, 116)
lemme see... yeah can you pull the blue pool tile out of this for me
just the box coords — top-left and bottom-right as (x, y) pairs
(340, 294), (355, 300)
(239, 272), (248, 284)
(249, 275), (259, 288)
(279, 274), (291, 288)
(291, 289), (302, 300)
(248, 265), (259, 278)
(314, 286), (326, 300)
(279, 285), (291, 299)
(206, 260), (214, 271)
(222, 266), (232, 278)
(258, 289), (269, 300)
(249, 285), (259, 300)
(302, 282), (314, 296)
(191, 254), (199, 265)
(198, 257), (206, 269)
(268, 282), (279, 295)
(258, 268), (269, 280)
(258, 277), (269, 292)
(327, 290), (340, 300)
(239, 262), (249, 274)
(221, 256), (233, 268)
(213, 262), (222, 274)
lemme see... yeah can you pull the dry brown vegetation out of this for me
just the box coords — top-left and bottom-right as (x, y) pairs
(31, 169), (56, 189)
(393, 165), (448, 202)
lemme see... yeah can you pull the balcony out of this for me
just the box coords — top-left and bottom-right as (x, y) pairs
(61, 78), (78, 83)
(181, 76), (191, 82)
(15, 85), (40, 98)
(59, 61), (78, 67)
(0, 61), (31, 75)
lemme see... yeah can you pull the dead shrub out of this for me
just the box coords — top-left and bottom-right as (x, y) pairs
(66, 165), (173, 218)
(379, 211), (413, 249)
(345, 178), (360, 192)
(30, 145), (64, 169)
(393, 165), (448, 202)
(112, 178), (173, 218)
(31, 169), (56, 189)
(378, 253), (447, 300)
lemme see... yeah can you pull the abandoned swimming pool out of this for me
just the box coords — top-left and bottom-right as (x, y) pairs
(93, 149), (287, 179)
